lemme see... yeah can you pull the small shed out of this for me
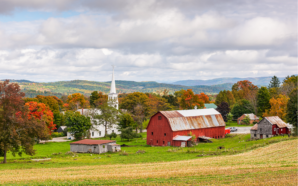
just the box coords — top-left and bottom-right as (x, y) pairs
(70, 139), (121, 154)
(172, 135), (192, 147)
(250, 116), (289, 139)
(237, 113), (259, 124)
(57, 126), (67, 133)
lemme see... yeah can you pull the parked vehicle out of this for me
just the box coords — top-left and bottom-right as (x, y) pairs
(225, 129), (231, 135)
(229, 127), (237, 132)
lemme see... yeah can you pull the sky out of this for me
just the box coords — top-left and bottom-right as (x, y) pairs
(0, 0), (297, 82)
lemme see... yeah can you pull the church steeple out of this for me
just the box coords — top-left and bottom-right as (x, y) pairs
(110, 66), (116, 94)
(108, 66), (118, 110)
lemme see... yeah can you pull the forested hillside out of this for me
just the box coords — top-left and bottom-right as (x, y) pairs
(15, 80), (233, 98)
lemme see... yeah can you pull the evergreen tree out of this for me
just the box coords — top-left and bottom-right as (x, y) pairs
(257, 87), (271, 116)
(90, 91), (99, 107)
(286, 88), (297, 135)
(268, 76), (280, 89)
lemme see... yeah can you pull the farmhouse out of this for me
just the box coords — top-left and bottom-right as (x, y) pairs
(146, 108), (226, 147)
(237, 113), (259, 124)
(250, 116), (290, 139)
(66, 67), (120, 140)
(70, 139), (121, 153)
(57, 126), (67, 133)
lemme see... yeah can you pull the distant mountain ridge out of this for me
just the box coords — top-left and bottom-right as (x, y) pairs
(171, 76), (286, 86)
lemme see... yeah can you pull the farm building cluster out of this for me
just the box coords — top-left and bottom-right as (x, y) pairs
(146, 108), (226, 147)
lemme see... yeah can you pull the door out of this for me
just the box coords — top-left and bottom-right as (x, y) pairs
(260, 134), (263, 139)
(181, 142), (186, 147)
(167, 142), (170, 146)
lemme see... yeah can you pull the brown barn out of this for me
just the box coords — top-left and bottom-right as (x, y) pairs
(146, 109), (226, 147)
(250, 116), (290, 139)
(237, 113), (259, 124)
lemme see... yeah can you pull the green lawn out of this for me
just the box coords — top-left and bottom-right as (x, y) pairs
(1, 133), (295, 170)
(225, 121), (254, 127)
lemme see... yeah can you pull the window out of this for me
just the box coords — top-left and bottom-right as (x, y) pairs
(151, 132), (153, 135)
(164, 133), (166, 136)
(112, 130), (114, 133)
(157, 140), (158, 144)
(266, 135), (268, 137)
(260, 128), (262, 132)
(281, 129), (283, 131)
(254, 134), (256, 137)
(158, 116), (162, 120)
(92, 132), (94, 137)
(163, 141), (165, 144)
(99, 131), (101, 136)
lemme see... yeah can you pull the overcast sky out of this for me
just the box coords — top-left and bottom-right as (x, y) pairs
(0, 0), (297, 82)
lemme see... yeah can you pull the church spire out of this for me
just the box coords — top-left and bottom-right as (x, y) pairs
(110, 65), (116, 94)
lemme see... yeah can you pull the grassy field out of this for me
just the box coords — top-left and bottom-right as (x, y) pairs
(1, 133), (297, 185)
(225, 121), (254, 127)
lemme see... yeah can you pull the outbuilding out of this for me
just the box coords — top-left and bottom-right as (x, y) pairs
(57, 126), (67, 133)
(70, 139), (121, 154)
(146, 108), (226, 147)
(250, 116), (290, 139)
(237, 113), (259, 124)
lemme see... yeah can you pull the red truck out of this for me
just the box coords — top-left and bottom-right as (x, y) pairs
(225, 129), (230, 135)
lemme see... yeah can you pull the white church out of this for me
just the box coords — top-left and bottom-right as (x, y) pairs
(66, 68), (121, 140)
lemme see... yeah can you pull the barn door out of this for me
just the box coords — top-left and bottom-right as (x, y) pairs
(181, 142), (186, 147)
(260, 134), (263, 139)
(167, 142), (170, 146)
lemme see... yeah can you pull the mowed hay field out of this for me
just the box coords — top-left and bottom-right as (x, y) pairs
(1, 139), (297, 185)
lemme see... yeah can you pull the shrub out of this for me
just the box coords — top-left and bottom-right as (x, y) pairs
(51, 132), (65, 138)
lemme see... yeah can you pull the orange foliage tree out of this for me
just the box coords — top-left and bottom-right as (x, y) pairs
(263, 94), (289, 121)
(66, 93), (87, 110)
(180, 89), (206, 109)
(25, 101), (56, 134)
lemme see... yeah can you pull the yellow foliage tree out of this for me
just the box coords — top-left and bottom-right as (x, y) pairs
(263, 94), (289, 121)
(66, 93), (87, 110)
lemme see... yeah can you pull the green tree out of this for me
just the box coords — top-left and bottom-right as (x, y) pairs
(268, 76), (280, 89)
(118, 112), (135, 129)
(92, 102), (119, 137)
(215, 90), (228, 106)
(120, 127), (140, 141)
(0, 80), (49, 163)
(162, 95), (179, 109)
(257, 87), (271, 116)
(64, 111), (92, 140)
(231, 99), (254, 119)
(106, 132), (117, 140)
(227, 113), (233, 124)
(90, 91), (99, 107)
(120, 92), (149, 116)
(242, 115), (251, 125)
(226, 90), (236, 108)
(286, 88), (297, 135)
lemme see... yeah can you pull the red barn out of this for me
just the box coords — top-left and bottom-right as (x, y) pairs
(250, 116), (290, 139)
(146, 109), (226, 147)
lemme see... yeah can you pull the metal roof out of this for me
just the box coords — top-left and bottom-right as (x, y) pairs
(70, 139), (115, 145)
(204, 103), (217, 109)
(251, 124), (258, 130)
(242, 113), (259, 120)
(265, 116), (287, 128)
(198, 136), (213, 140)
(160, 108), (225, 131)
(173, 135), (192, 141)
(59, 126), (67, 130)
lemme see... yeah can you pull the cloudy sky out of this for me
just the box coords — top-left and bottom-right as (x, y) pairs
(0, 0), (297, 82)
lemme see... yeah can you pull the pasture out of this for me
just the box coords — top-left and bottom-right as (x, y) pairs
(0, 133), (297, 185)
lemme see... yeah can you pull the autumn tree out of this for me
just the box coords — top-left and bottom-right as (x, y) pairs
(25, 101), (57, 135)
(90, 91), (108, 107)
(263, 94), (289, 121)
(268, 75), (280, 89)
(215, 90), (228, 106)
(146, 94), (172, 117)
(64, 111), (92, 140)
(286, 88), (297, 135)
(132, 104), (145, 133)
(0, 80), (49, 163)
(216, 102), (230, 122)
(180, 89), (204, 109)
(120, 92), (149, 116)
(257, 87), (271, 116)
(280, 75), (297, 96)
(162, 95), (179, 109)
(67, 93), (87, 110)
(231, 99), (254, 119)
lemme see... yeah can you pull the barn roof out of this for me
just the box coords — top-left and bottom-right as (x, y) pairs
(240, 113), (259, 120)
(70, 139), (115, 145)
(173, 135), (192, 141)
(160, 109), (225, 131)
(265, 116), (287, 128)
(251, 124), (258, 130)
